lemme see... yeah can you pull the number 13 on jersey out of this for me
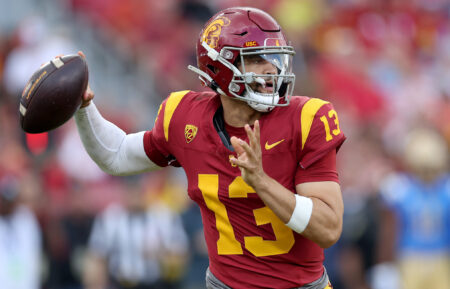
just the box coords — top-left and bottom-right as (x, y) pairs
(320, 109), (341, 142)
(198, 174), (295, 257)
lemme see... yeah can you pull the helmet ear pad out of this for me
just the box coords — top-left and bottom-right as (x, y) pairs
(198, 47), (246, 96)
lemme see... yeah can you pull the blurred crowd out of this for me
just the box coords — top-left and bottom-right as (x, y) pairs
(0, 0), (449, 289)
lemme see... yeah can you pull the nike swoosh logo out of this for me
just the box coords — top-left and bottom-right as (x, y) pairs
(265, 139), (285, 150)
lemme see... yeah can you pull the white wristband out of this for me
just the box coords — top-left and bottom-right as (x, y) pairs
(286, 195), (313, 233)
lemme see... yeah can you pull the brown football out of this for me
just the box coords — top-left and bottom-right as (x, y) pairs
(19, 54), (89, 133)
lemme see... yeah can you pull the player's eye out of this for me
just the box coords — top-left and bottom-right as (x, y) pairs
(245, 55), (266, 65)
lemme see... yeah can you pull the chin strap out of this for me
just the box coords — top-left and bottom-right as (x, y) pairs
(187, 65), (212, 83)
(187, 65), (227, 96)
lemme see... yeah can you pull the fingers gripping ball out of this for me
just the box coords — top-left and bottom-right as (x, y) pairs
(19, 54), (89, 133)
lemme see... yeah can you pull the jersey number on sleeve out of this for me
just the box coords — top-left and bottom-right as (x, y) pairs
(199, 174), (295, 257)
(320, 109), (341, 142)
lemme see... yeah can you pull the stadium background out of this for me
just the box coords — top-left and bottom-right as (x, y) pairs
(0, 0), (449, 289)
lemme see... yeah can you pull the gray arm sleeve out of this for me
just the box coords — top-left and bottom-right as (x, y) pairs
(74, 102), (159, 176)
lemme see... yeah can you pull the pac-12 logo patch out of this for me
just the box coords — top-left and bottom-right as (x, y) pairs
(185, 124), (198, 143)
(202, 16), (230, 48)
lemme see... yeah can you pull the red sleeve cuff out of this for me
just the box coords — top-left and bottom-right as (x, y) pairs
(143, 130), (169, 167)
(295, 149), (340, 184)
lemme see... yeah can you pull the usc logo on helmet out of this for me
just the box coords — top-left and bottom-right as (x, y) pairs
(244, 41), (258, 47)
(202, 16), (230, 48)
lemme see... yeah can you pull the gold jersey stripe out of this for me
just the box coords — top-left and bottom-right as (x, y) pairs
(301, 98), (329, 150)
(154, 103), (163, 125)
(164, 90), (190, 141)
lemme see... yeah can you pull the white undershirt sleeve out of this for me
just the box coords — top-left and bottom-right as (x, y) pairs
(74, 102), (160, 176)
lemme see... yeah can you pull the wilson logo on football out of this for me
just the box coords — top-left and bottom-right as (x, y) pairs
(23, 70), (47, 100)
(202, 16), (230, 48)
(185, 124), (198, 143)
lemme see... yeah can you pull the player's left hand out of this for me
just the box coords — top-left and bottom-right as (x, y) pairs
(230, 120), (266, 188)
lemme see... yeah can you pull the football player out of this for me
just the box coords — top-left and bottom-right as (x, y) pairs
(75, 7), (345, 289)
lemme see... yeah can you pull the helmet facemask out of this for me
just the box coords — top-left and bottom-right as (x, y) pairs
(189, 42), (295, 112)
(229, 45), (295, 112)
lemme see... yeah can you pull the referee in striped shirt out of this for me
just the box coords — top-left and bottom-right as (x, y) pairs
(83, 175), (188, 289)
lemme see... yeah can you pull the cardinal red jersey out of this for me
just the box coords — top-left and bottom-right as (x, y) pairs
(144, 91), (345, 289)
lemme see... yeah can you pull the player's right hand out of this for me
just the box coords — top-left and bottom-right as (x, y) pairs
(230, 120), (266, 189)
(78, 51), (94, 108)
(81, 83), (94, 108)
